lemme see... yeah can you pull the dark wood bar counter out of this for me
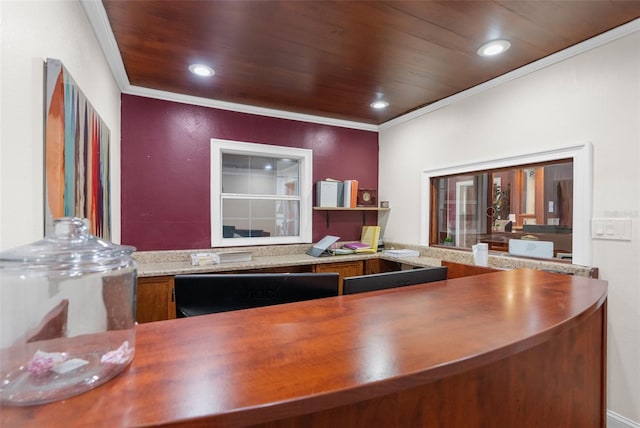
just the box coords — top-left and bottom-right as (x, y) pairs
(1, 269), (607, 427)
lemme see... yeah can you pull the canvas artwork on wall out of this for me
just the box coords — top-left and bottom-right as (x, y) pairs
(44, 58), (111, 239)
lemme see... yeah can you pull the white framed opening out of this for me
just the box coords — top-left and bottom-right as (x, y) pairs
(420, 143), (593, 266)
(211, 139), (313, 247)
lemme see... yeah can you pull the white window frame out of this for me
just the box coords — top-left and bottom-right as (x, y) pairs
(211, 138), (313, 247)
(421, 143), (593, 266)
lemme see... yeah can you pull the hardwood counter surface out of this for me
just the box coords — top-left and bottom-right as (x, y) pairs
(1, 269), (607, 427)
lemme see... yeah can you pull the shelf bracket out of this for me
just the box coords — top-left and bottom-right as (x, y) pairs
(323, 210), (366, 228)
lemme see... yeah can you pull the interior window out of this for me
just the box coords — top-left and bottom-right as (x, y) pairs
(211, 139), (312, 246)
(430, 159), (574, 260)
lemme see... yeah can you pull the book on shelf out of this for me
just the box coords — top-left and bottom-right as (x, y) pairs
(314, 178), (360, 208)
(316, 180), (344, 207)
(343, 179), (359, 208)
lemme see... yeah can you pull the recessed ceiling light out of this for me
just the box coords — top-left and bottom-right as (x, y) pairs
(477, 40), (511, 57)
(370, 100), (389, 109)
(188, 64), (215, 77)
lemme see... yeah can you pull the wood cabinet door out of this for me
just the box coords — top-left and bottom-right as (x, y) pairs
(313, 261), (363, 295)
(136, 276), (176, 323)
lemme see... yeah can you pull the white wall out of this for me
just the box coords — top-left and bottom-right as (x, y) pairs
(0, 0), (121, 250)
(379, 31), (640, 423)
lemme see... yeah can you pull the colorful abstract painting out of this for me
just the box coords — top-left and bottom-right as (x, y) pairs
(45, 58), (111, 239)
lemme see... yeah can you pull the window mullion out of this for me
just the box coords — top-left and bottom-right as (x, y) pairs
(221, 194), (301, 203)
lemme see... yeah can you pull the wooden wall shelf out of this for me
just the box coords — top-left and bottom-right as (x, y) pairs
(313, 207), (390, 227)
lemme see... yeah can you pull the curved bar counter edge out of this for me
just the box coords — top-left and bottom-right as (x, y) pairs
(1, 269), (608, 428)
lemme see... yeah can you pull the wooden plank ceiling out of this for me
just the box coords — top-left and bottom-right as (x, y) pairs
(102, 1), (640, 125)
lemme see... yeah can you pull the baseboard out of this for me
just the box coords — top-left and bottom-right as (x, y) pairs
(608, 410), (640, 428)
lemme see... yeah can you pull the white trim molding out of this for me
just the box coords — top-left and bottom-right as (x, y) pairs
(80, 0), (129, 90)
(421, 143), (593, 266)
(380, 18), (640, 130)
(608, 410), (640, 428)
(125, 86), (378, 132)
(79, 0), (377, 132)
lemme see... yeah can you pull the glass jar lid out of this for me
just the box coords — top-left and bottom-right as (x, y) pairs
(0, 217), (136, 276)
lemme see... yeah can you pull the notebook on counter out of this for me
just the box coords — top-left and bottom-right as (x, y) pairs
(383, 249), (420, 258)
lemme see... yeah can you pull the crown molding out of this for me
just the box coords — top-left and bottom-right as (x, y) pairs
(80, 0), (129, 89)
(80, 0), (377, 132)
(83, 1), (638, 133)
(123, 86), (379, 132)
(379, 18), (640, 130)
(607, 410), (640, 428)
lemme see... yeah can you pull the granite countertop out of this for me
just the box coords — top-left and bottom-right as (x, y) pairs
(133, 242), (597, 278)
(135, 253), (379, 277)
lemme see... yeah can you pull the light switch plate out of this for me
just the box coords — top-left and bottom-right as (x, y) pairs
(591, 218), (632, 241)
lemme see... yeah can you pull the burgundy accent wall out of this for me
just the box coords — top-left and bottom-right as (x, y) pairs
(121, 95), (379, 250)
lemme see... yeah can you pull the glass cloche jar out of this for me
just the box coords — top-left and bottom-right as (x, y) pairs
(0, 217), (137, 406)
